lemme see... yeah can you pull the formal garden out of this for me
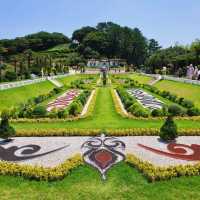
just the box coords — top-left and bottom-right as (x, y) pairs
(0, 69), (200, 199)
(1, 12), (200, 198)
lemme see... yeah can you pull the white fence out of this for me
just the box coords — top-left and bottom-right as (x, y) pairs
(141, 73), (200, 86)
(0, 73), (71, 91)
(162, 75), (200, 86)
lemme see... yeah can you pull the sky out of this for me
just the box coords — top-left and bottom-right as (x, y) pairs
(0, 0), (200, 47)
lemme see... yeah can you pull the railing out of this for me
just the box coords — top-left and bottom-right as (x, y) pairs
(0, 73), (71, 91)
(141, 73), (200, 86)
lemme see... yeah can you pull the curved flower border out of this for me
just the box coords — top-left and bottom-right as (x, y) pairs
(126, 153), (200, 182)
(0, 154), (83, 181)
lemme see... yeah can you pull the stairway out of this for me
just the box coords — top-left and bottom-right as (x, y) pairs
(48, 78), (63, 87)
(149, 75), (162, 85)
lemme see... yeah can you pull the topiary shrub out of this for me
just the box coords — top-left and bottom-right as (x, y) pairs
(181, 99), (194, 109)
(168, 104), (184, 116)
(160, 116), (178, 141)
(0, 110), (16, 140)
(32, 106), (47, 117)
(68, 102), (81, 116)
(132, 107), (149, 118)
(187, 107), (200, 116)
(151, 109), (163, 117)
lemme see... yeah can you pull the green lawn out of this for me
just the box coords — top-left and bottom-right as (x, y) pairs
(57, 74), (99, 87)
(0, 81), (55, 111)
(13, 87), (200, 130)
(155, 80), (200, 108)
(129, 73), (153, 84)
(111, 73), (153, 84)
(0, 163), (200, 200)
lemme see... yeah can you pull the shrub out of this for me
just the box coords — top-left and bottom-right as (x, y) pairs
(160, 116), (178, 141)
(132, 107), (149, 118)
(187, 107), (200, 116)
(0, 110), (16, 139)
(68, 102), (81, 116)
(32, 106), (47, 117)
(168, 104), (184, 116)
(151, 109), (163, 117)
(181, 99), (194, 108)
(5, 71), (17, 81)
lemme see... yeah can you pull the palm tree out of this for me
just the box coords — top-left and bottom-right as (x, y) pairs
(24, 49), (33, 72)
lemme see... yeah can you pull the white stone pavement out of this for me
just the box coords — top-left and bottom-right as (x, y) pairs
(1, 136), (200, 168)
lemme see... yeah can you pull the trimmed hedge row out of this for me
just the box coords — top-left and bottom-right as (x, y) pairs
(14, 128), (200, 137)
(8, 87), (65, 119)
(126, 154), (200, 182)
(0, 154), (82, 181)
(112, 88), (200, 121)
(113, 76), (200, 116)
(11, 89), (98, 123)
(116, 87), (150, 118)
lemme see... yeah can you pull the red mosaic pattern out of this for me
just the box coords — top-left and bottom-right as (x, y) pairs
(82, 135), (125, 179)
(90, 149), (117, 170)
(138, 143), (200, 161)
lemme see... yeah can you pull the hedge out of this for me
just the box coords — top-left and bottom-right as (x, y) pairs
(112, 88), (200, 121)
(14, 128), (200, 137)
(10, 89), (97, 123)
(0, 154), (82, 181)
(126, 154), (200, 182)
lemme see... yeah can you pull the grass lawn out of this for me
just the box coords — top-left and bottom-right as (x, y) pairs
(0, 163), (200, 200)
(13, 86), (200, 130)
(129, 73), (153, 84)
(57, 74), (99, 87)
(111, 73), (153, 85)
(0, 81), (55, 111)
(155, 80), (200, 108)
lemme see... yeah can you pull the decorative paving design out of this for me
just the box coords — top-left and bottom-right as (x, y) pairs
(127, 89), (164, 110)
(0, 144), (68, 161)
(47, 89), (81, 112)
(1, 136), (200, 170)
(138, 143), (200, 161)
(82, 134), (125, 180)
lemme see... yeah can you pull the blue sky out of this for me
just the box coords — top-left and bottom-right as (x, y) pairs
(0, 0), (200, 47)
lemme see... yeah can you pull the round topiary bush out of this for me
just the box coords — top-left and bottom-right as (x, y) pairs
(160, 116), (178, 141)
(0, 110), (16, 140)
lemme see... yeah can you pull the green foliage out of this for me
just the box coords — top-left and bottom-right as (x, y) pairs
(0, 31), (70, 55)
(151, 109), (164, 117)
(0, 110), (15, 139)
(68, 102), (82, 116)
(4, 71), (17, 81)
(73, 22), (148, 65)
(168, 104), (184, 116)
(117, 87), (149, 117)
(160, 116), (178, 141)
(32, 106), (47, 117)
(187, 107), (200, 116)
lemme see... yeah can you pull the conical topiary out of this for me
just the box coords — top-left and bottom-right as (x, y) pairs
(0, 110), (16, 140)
(160, 116), (178, 141)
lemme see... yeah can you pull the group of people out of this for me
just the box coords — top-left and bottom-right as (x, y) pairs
(186, 64), (200, 80)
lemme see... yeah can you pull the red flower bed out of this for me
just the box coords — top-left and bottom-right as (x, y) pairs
(47, 90), (81, 112)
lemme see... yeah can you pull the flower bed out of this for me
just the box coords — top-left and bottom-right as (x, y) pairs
(0, 154), (82, 181)
(47, 90), (81, 112)
(126, 154), (200, 182)
(127, 89), (164, 110)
